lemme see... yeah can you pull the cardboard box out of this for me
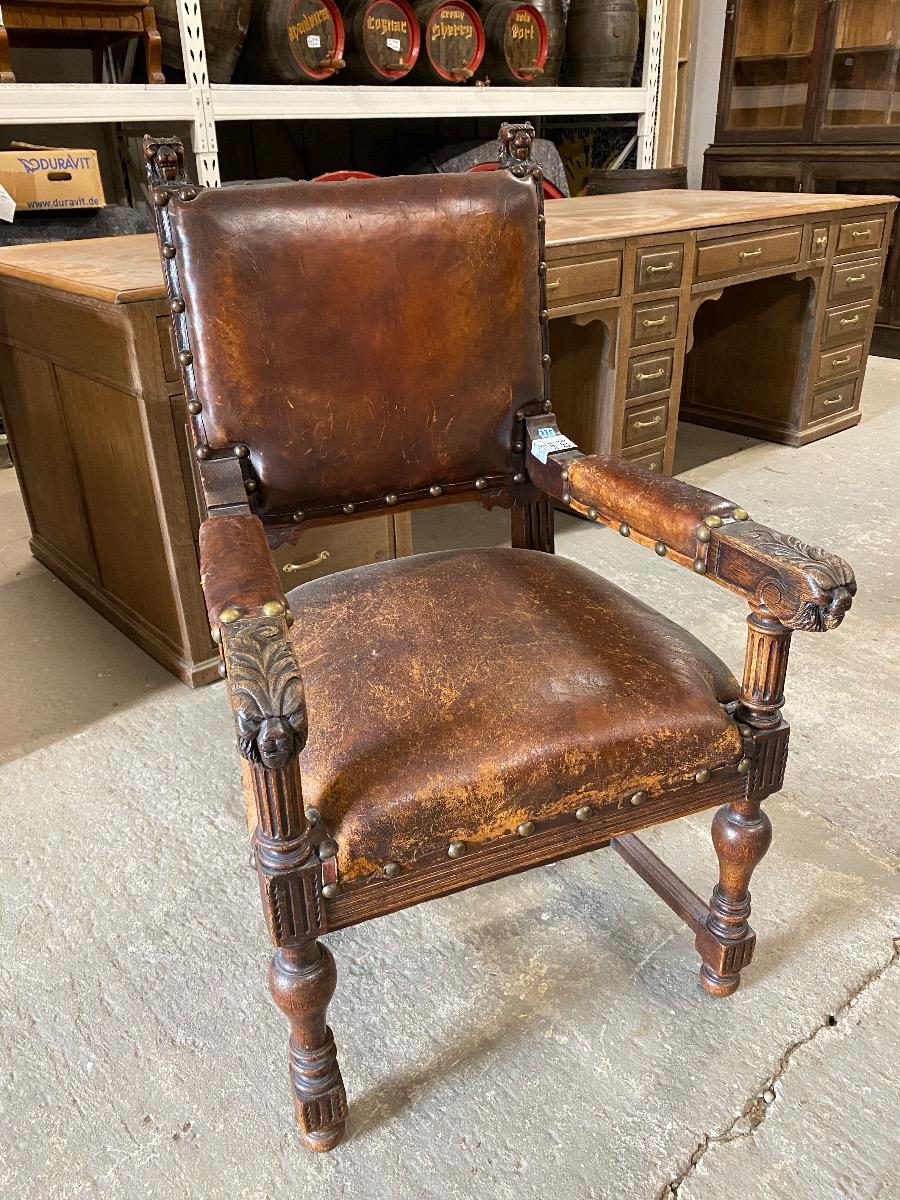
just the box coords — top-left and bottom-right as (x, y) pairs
(0, 145), (105, 213)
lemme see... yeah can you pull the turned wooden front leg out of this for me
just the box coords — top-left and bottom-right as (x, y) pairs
(269, 941), (347, 1152)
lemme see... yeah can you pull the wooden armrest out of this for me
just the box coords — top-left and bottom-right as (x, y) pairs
(199, 513), (308, 769)
(525, 415), (856, 633)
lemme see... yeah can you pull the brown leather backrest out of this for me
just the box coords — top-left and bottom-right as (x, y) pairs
(166, 170), (544, 519)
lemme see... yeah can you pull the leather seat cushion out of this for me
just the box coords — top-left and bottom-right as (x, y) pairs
(288, 548), (742, 881)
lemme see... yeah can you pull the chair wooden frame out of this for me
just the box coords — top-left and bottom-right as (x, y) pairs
(144, 125), (856, 1152)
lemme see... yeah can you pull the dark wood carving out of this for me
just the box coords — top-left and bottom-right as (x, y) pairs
(224, 618), (309, 770)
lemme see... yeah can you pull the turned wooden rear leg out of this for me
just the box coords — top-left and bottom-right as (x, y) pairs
(0, 25), (14, 82)
(696, 796), (772, 996)
(269, 940), (347, 1151)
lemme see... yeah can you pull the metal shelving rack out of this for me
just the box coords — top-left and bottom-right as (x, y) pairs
(1, 0), (666, 186)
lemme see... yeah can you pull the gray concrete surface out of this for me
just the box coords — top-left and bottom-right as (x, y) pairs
(1, 358), (898, 1199)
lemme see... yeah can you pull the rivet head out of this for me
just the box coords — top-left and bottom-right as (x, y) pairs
(318, 839), (339, 861)
(696, 525), (711, 543)
(513, 440), (524, 452)
(233, 443), (249, 458)
(179, 187), (198, 201)
(178, 350), (193, 367)
(162, 244), (176, 259)
(475, 478), (488, 490)
(630, 790), (647, 807)
(170, 297), (185, 314)
(538, 261), (548, 276)
(429, 485), (443, 497)
(187, 400), (202, 415)
(560, 470), (569, 482)
(737, 757), (752, 775)
(513, 472), (526, 484)
(533, 166), (543, 179)
(195, 444), (210, 461)
(517, 821), (535, 837)
(575, 805), (593, 822)
(733, 507), (750, 521)
(219, 607), (241, 624)
(210, 625), (222, 645)
(342, 502), (355, 514)
(217, 662), (227, 679)
(383, 861), (401, 879)
(588, 507), (598, 520)
(305, 807), (320, 824)
(543, 399), (552, 412)
(385, 493), (398, 506)
(152, 189), (169, 206)
(704, 514), (724, 528)
(244, 479), (257, 493)
(562, 492), (571, 504)
(293, 511), (306, 523)
(538, 214), (546, 228)
(261, 600), (284, 617)
(693, 558), (708, 574)
(540, 309), (549, 322)
(695, 769), (711, 785)
(448, 840), (467, 858)
(542, 353), (551, 366)
(738, 724), (752, 737)
(322, 883), (339, 900)
(619, 523), (630, 537)
(655, 541), (667, 556)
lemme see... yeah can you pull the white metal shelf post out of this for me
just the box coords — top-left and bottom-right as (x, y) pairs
(175, 0), (220, 185)
(637, 0), (665, 168)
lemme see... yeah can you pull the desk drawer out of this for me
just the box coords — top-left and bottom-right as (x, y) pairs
(823, 300), (873, 345)
(269, 514), (407, 584)
(627, 350), (673, 399)
(632, 299), (679, 345)
(695, 226), (803, 283)
(811, 380), (858, 422)
(836, 216), (885, 255)
(816, 341), (864, 384)
(546, 254), (622, 307)
(634, 245), (683, 292)
(623, 398), (669, 447)
(810, 226), (829, 261)
(623, 446), (664, 473)
(830, 259), (879, 301)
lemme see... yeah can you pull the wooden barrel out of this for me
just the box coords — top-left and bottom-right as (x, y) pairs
(341, 0), (421, 81)
(411, 0), (484, 83)
(565, 0), (638, 87)
(526, 0), (563, 86)
(240, 0), (346, 82)
(477, 0), (547, 84)
(155, 0), (253, 83)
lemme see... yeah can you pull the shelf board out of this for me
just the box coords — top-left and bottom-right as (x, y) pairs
(211, 84), (649, 122)
(0, 83), (195, 124)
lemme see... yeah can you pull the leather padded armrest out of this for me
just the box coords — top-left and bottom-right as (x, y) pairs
(199, 513), (286, 626)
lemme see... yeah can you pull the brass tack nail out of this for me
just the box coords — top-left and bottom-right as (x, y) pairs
(575, 805), (593, 821)
(560, 469), (569, 482)
(217, 663), (227, 679)
(538, 214), (546, 228)
(543, 399), (552, 412)
(234, 444), (249, 458)
(732, 507), (750, 521)
(285, 611), (294, 627)
(429, 485), (443, 497)
(737, 757), (752, 775)
(542, 353), (551, 366)
(385, 493), (398, 506)
(695, 769), (711, 785)
(619, 523), (630, 537)
(475, 478), (487, 490)
(704, 514), (724, 528)
(696, 526), (711, 543)
(195, 445), (210, 461)
(305, 807), (320, 824)
(322, 883), (339, 899)
(514, 472), (526, 484)
(515, 408), (525, 420)
(538, 261), (548, 276)
(517, 821), (535, 837)
(171, 297), (185, 314)
(152, 189), (169, 206)
(293, 511), (305, 523)
(513, 440), (524, 452)
(693, 559), (707, 574)
(244, 479), (257, 493)
(588, 507), (598, 520)
(219, 607), (241, 624)
(210, 625), (221, 645)
(448, 840), (466, 858)
(162, 244), (176, 259)
(318, 839), (339, 860)
(261, 600), (284, 617)
(738, 724), (752, 737)
(179, 187), (198, 201)
(187, 400), (202, 415)
(562, 492), (571, 504)
(540, 309), (549, 322)
(178, 350), (193, 367)
(342, 502), (355, 514)
(383, 862), (401, 879)
(630, 790), (647, 807)
(533, 167), (543, 179)
(655, 541), (667, 556)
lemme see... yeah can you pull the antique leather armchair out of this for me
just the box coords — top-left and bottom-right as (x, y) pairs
(145, 125), (856, 1152)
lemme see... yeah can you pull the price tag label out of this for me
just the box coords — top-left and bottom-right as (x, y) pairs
(0, 185), (15, 224)
(386, 36), (401, 50)
(531, 427), (576, 464)
(307, 34), (321, 47)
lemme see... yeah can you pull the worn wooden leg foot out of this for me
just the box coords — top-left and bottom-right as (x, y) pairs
(696, 798), (772, 997)
(268, 941), (347, 1152)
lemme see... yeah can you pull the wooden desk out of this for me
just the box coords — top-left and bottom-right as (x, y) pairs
(545, 189), (896, 472)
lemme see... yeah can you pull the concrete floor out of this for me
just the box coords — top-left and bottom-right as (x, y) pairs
(1, 360), (898, 1199)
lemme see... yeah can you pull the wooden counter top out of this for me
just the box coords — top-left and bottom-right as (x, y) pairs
(0, 190), (894, 304)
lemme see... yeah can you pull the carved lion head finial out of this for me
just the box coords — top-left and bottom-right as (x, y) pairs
(143, 135), (188, 188)
(746, 530), (857, 632)
(226, 621), (309, 770)
(498, 122), (537, 177)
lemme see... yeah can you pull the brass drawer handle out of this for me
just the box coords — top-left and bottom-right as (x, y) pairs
(831, 354), (852, 367)
(839, 314), (860, 326)
(645, 261), (675, 274)
(282, 550), (331, 574)
(546, 279), (561, 291)
(846, 273), (867, 283)
(823, 394), (844, 406)
(633, 415), (662, 428)
(851, 228), (871, 239)
(739, 247), (763, 260)
(635, 367), (666, 381)
(642, 315), (668, 328)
